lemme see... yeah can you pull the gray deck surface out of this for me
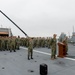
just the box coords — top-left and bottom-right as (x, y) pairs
(0, 44), (75, 75)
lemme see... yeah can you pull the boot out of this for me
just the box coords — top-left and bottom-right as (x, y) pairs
(51, 56), (54, 60)
(14, 50), (16, 52)
(31, 56), (33, 59)
(28, 56), (30, 60)
(54, 56), (57, 59)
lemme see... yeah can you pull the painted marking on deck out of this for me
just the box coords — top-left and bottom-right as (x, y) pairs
(21, 47), (75, 61)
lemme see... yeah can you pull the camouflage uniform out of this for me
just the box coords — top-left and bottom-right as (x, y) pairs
(59, 33), (68, 55)
(1, 37), (5, 51)
(4, 37), (8, 50)
(33, 38), (37, 48)
(48, 37), (51, 48)
(50, 34), (57, 59)
(41, 38), (45, 47)
(36, 37), (40, 48)
(28, 38), (33, 60)
(0, 37), (2, 51)
(62, 37), (68, 55)
(7, 37), (11, 50)
(15, 36), (20, 50)
(10, 37), (16, 52)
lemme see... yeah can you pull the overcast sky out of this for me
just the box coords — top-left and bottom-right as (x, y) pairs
(0, 0), (75, 37)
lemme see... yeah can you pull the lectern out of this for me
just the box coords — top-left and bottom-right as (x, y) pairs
(58, 42), (66, 58)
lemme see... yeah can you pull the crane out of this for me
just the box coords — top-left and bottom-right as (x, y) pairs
(0, 10), (29, 37)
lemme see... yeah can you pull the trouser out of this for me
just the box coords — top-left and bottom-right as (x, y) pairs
(10, 44), (16, 52)
(51, 48), (56, 58)
(28, 48), (33, 59)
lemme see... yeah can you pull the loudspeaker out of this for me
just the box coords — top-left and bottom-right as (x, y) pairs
(40, 63), (48, 75)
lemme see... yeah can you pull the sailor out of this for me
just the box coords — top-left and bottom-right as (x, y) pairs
(62, 36), (68, 55)
(10, 36), (16, 52)
(50, 34), (57, 60)
(15, 36), (20, 50)
(28, 37), (33, 60)
(59, 32), (68, 55)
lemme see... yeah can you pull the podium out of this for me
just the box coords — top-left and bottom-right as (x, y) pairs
(58, 42), (66, 58)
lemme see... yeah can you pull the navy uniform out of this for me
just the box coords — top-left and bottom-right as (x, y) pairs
(15, 36), (20, 50)
(50, 34), (57, 60)
(28, 38), (33, 60)
(62, 36), (68, 55)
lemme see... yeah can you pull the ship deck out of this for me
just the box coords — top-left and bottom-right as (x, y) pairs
(0, 44), (75, 75)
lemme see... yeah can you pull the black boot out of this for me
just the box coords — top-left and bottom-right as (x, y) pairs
(10, 50), (12, 52)
(14, 50), (16, 52)
(31, 56), (33, 59)
(28, 56), (30, 60)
